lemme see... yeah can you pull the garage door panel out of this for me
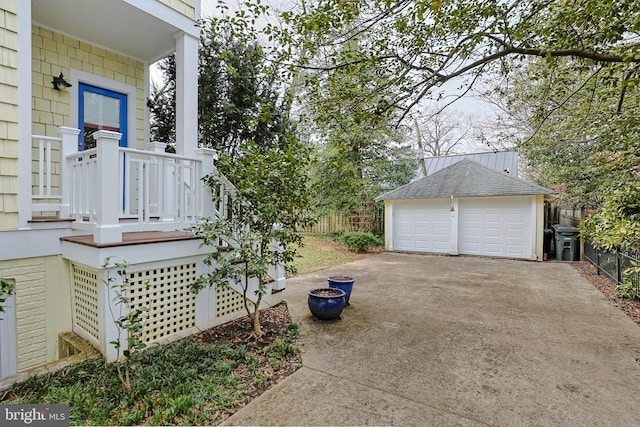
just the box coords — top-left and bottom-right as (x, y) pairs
(507, 228), (525, 238)
(396, 239), (414, 249)
(465, 212), (481, 222)
(433, 241), (448, 251)
(397, 227), (412, 235)
(463, 227), (480, 236)
(485, 213), (502, 223)
(507, 213), (526, 225)
(485, 227), (501, 237)
(415, 240), (431, 250)
(433, 213), (449, 222)
(483, 243), (501, 254)
(393, 200), (450, 253)
(506, 244), (525, 255)
(433, 226), (449, 236)
(415, 213), (429, 222)
(459, 197), (533, 259)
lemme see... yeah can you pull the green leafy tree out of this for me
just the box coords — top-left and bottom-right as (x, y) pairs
(185, 2), (313, 337)
(148, 57), (176, 149)
(483, 59), (638, 210)
(149, 0), (287, 158)
(191, 139), (313, 337)
(299, 38), (417, 218)
(281, 0), (640, 123)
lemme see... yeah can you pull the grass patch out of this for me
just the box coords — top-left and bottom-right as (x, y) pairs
(1, 304), (300, 426)
(290, 234), (379, 275)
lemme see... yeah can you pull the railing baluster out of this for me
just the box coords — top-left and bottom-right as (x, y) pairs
(45, 139), (52, 197)
(38, 138), (45, 197)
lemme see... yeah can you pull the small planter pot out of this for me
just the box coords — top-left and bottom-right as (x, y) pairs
(327, 275), (355, 306)
(308, 288), (346, 320)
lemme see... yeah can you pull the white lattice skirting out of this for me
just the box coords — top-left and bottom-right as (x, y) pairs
(71, 264), (100, 342)
(127, 263), (197, 343)
(72, 262), (202, 349)
(215, 283), (254, 318)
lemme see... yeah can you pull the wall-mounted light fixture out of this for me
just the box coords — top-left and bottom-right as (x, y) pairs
(52, 73), (72, 91)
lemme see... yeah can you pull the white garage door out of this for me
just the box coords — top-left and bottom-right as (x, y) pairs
(393, 200), (450, 253)
(459, 197), (532, 259)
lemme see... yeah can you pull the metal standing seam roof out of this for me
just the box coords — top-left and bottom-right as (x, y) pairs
(415, 151), (520, 180)
(376, 159), (554, 201)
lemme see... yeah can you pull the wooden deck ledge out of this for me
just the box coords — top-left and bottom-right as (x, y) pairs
(61, 230), (198, 248)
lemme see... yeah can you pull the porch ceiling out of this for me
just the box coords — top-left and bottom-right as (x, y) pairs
(32, 0), (198, 63)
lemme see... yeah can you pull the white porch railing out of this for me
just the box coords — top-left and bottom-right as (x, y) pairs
(67, 146), (203, 227)
(31, 135), (63, 214)
(32, 128), (216, 244)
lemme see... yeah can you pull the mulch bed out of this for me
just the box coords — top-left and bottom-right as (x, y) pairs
(572, 261), (640, 327)
(193, 302), (302, 405)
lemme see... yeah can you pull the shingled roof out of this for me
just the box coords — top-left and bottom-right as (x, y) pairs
(376, 159), (554, 201)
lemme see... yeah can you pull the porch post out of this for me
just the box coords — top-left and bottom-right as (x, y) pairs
(194, 257), (216, 330)
(270, 240), (286, 291)
(58, 127), (80, 218)
(193, 149), (217, 329)
(194, 148), (216, 219)
(94, 130), (123, 244)
(17, 0), (33, 229)
(174, 31), (199, 156)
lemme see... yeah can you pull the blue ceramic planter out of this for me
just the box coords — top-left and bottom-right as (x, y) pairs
(327, 276), (355, 305)
(308, 288), (346, 320)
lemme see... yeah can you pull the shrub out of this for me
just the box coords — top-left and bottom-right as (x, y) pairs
(338, 232), (383, 253)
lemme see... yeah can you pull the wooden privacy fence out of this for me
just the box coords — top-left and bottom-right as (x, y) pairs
(304, 209), (384, 234)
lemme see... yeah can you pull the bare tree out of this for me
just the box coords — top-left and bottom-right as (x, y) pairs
(413, 106), (476, 161)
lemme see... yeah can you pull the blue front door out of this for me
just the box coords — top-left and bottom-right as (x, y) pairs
(78, 83), (128, 150)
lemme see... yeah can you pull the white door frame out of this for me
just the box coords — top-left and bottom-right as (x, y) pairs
(70, 69), (137, 149)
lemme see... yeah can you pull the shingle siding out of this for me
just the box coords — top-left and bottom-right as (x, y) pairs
(0, 2), (19, 230)
(160, 0), (196, 19)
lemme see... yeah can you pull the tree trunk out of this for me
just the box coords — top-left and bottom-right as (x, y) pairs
(252, 292), (264, 337)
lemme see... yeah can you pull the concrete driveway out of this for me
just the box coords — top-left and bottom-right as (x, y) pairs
(223, 252), (640, 426)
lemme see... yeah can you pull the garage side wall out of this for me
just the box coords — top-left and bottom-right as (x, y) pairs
(535, 195), (544, 261)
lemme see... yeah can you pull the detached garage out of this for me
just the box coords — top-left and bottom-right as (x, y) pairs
(376, 159), (554, 260)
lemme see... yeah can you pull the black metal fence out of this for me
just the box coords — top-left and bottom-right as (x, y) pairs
(583, 241), (640, 299)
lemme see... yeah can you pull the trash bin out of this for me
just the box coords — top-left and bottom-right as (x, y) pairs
(543, 229), (553, 260)
(553, 224), (580, 261)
